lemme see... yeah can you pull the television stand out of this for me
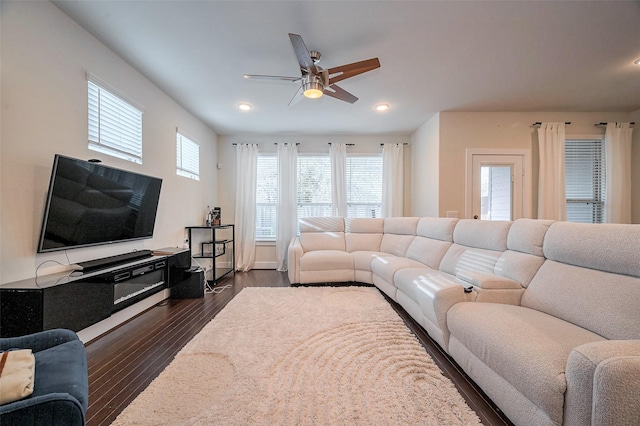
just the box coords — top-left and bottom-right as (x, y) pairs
(77, 249), (153, 272)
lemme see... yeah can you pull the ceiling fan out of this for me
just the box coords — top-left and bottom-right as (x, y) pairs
(243, 33), (381, 105)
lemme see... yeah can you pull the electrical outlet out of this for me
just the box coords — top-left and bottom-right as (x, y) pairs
(446, 211), (459, 218)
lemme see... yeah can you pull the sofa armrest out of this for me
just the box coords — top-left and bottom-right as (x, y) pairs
(287, 237), (303, 284)
(455, 270), (521, 290)
(0, 392), (85, 426)
(0, 329), (79, 353)
(565, 340), (640, 426)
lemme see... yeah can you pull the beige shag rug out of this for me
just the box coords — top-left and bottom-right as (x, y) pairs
(112, 287), (482, 425)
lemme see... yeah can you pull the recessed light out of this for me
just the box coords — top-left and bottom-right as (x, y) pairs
(375, 103), (390, 112)
(238, 103), (253, 111)
(634, 58), (640, 65)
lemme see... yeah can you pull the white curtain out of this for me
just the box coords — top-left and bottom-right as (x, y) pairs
(537, 122), (566, 221)
(382, 143), (404, 217)
(234, 143), (258, 272)
(604, 122), (633, 223)
(330, 143), (347, 217)
(276, 143), (298, 271)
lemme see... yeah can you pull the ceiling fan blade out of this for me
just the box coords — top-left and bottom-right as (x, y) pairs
(288, 33), (318, 74)
(323, 84), (358, 104)
(244, 74), (300, 82)
(327, 58), (380, 85)
(287, 86), (303, 107)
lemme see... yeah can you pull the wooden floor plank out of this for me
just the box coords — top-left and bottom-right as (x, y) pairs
(85, 270), (511, 426)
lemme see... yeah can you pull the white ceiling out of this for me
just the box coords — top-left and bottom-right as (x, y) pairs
(52, 0), (640, 136)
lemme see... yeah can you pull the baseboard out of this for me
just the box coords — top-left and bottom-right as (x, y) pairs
(253, 261), (277, 270)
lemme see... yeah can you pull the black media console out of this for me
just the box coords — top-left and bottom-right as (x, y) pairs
(0, 249), (190, 338)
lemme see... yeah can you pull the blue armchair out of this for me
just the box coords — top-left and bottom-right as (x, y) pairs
(0, 329), (88, 425)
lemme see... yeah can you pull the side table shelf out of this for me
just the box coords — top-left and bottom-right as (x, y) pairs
(186, 224), (235, 283)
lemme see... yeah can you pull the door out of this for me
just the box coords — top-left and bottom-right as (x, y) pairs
(466, 151), (530, 220)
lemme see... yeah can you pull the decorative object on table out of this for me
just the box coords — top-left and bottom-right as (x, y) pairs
(212, 207), (221, 226)
(204, 205), (212, 226)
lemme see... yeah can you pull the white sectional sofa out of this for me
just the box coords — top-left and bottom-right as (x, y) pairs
(287, 216), (640, 426)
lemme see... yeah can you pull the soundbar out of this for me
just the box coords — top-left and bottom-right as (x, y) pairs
(77, 250), (154, 272)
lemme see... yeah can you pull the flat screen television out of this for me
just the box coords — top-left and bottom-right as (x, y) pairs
(37, 154), (163, 253)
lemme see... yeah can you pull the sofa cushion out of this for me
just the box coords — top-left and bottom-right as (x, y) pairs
(345, 217), (384, 233)
(447, 302), (605, 425)
(299, 216), (344, 233)
(32, 340), (88, 412)
(299, 250), (353, 272)
(439, 244), (503, 277)
(370, 256), (426, 284)
(416, 217), (458, 241)
(452, 219), (511, 251)
(383, 217), (419, 235)
(494, 250), (545, 288)
(380, 234), (415, 257)
(507, 218), (554, 256)
(299, 232), (345, 252)
(522, 260), (640, 340)
(351, 251), (393, 272)
(543, 222), (640, 278)
(405, 236), (453, 270)
(345, 233), (383, 253)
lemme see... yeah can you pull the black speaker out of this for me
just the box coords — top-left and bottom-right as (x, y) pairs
(171, 269), (204, 299)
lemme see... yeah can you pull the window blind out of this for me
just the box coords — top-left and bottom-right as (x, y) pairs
(88, 80), (143, 164)
(176, 132), (200, 180)
(297, 155), (332, 219)
(346, 155), (382, 218)
(256, 155), (277, 240)
(565, 139), (604, 223)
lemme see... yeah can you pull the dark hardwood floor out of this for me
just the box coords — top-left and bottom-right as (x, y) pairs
(85, 270), (512, 425)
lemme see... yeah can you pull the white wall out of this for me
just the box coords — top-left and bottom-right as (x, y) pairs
(217, 134), (410, 268)
(0, 1), (218, 283)
(410, 113), (439, 217)
(437, 111), (633, 219)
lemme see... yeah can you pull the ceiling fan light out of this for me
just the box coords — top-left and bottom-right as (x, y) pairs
(303, 80), (324, 99)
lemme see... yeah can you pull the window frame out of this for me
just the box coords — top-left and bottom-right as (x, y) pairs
(87, 74), (144, 164)
(176, 130), (200, 181)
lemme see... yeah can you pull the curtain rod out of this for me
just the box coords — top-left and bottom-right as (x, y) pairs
(231, 142), (300, 146)
(379, 143), (409, 146)
(328, 143), (355, 146)
(532, 122), (571, 126)
(594, 122), (635, 127)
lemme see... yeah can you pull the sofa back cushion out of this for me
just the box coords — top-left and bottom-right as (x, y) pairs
(405, 218), (458, 269)
(494, 218), (554, 287)
(522, 222), (640, 340)
(439, 220), (511, 276)
(299, 217), (345, 252)
(345, 218), (384, 252)
(380, 217), (419, 257)
(453, 219), (511, 251)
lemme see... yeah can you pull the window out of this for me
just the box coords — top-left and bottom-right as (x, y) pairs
(256, 155), (277, 240)
(297, 155), (332, 219)
(346, 155), (382, 218)
(256, 152), (383, 240)
(565, 139), (605, 223)
(88, 78), (143, 164)
(176, 131), (200, 180)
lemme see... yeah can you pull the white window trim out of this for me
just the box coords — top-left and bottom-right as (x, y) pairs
(87, 73), (144, 164)
(176, 128), (200, 181)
